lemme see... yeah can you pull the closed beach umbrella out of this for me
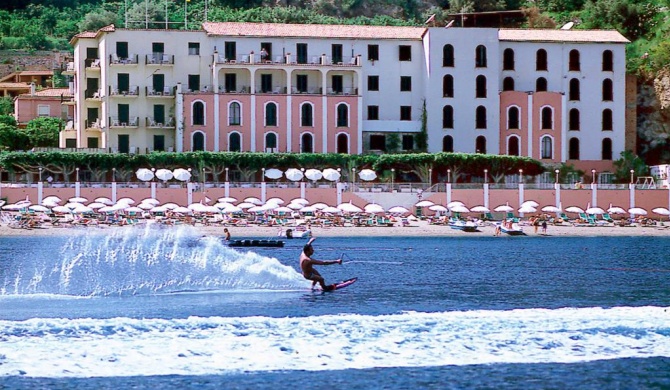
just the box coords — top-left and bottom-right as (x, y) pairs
(388, 206), (410, 214)
(285, 168), (304, 182)
(172, 168), (192, 182)
(358, 169), (377, 181)
(628, 207), (647, 216)
(136, 168), (154, 182)
(155, 169), (173, 181)
(264, 168), (283, 180)
(322, 168), (341, 182)
(450, 205), (470, 213)
(541, 205), (562, 213)
(305, 169), (323, 181)
(471, 205), (490, 213)
(565, 206), (585, 214)
(494, 204), (514, 212)
(416, 200), (435, 207)
(429, 205), (449, 212)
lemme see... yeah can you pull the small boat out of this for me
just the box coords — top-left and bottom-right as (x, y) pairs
(277, 228), (311, 239)
(448, 220), (479, 232)
(227, 239), (285, 247)
(500, 222), (525, 236)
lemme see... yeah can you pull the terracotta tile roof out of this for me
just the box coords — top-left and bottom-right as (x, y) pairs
(17, 88), (72, 98)
(202, 22), (426, 40)
(0, 82), (31, 89)
(18, 71), (53, 76)
(74, 31), (97, 39)
(499, 29), (629, 43)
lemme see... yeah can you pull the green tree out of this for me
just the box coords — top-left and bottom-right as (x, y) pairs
(25, 117), (61, 148)
(0, 98), (14, 116)
(0, 123), (29, 151)
(613, 150), (648, 183)
(79, 9), (118, 31)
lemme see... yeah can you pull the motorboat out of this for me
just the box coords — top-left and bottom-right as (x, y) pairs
(227, 239), (285, 247)
(277, 228), (311, 239)
(500, 222), (525, 236)
(448, 220), (479, 232)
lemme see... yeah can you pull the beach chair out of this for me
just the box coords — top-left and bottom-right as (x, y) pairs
(483, 212), (495, 221)
(601, 213), (614, 223)
(559, 212), (570, 222)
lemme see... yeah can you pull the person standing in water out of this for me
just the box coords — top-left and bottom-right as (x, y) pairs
(299, 237), (341, 291)
(223, 228), (231, 241)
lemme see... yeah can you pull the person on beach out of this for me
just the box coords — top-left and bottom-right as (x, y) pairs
(299, 237), (341, 291)
(223, 228), (231, 241)
(541, 220), (548, 234)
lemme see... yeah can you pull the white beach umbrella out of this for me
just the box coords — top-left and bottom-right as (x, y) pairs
(2, 204), (25, 211)
(116, 197), (135, 205)
(220, 204), (243, 213)
(65, 202), (83, 209)
(188, 202), (209, 212)
(173, 206), (193, 214)
(565, 206), (585, 214)
(87, 202), (107, 210)
(214, 202), (233, 209)
(299, 206), (318, 213)
(237, 202), (256, 209)
(263, 203), (279, 211)
(429, 205), (449, 212)
(628, 207), (648, 216)
(264, 168), (283, 180)
(322, 206), (342, 214)
(113, 203), (129, 210)
(52, 206), (72, 213)
(43, 196), (62, 204)
(364, 203), (385, 213)
(94, 197), (114, 205)
(652, 207), (670, 216)
(290, 198), (309, 205)
(266, 197), (285, 205)
(155, 169), (173, 181)
(358, 169), (377, 181)
(388, 206), (410, 214)
(42, 200), (60, 208)
(69, 197), (88, 203)
(287, 202), (305, 210)
(416, 200), (435, 207)
(337, 201), (363, 213)
(135, 168), (154, 182)
(244, 197), (263, 205)
(450, 205), (470, 213)
(162, 202), (180, 210)
(285, 168), (304, 182)
(518, 204), (537, 214)
(273, 206), (294, 214)
(172, 168), (192, 182)
(150, 206), (168, 213)
(247, 206), (266, 213)
(322, 168), (341, 182)
(494, 204), (514, 212)
(470, 205), (490, 213)
(140, 198), (160, 205)
(138, 202), (155, 210)
(97, 206), (116, 213)
(72, 205), (93, 214)
(586, 207), (605, 215)
(521, 200), (539, 208)
(218, 197), (237, 203)
(29, 205), (49, 212)
(541, 205), (562, 213)
(311, 202), (330, 210)
(124, 207), (144, 213)
(607, 205), (626, 214)
(305, 169), (323, 181)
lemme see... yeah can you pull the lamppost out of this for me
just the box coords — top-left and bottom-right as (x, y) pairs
(112, 168), (116, 183)
(76, 167), (80, 182)
(352, 167), (357, 187)
(391, 168), (395, 191)
(592, 169), (596, 184)
(555, 169), (560, 184)
(518, 169), (523, 183)
(261, 167), (265, 182)
(484, 169), (488, 184)
(447, 169), (451, 183)
(630, 169), (634, 185)
(225, 167), (229, 182)
(428, 168), (433, 187)
(39, 167), (43, 182)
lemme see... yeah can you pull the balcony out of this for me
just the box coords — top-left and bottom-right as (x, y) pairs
(62, 62), (75, 75)
(255, 86), (287, 94)
(85, 58), (101, 70)
(146, 116), (175, 129)
(110, 54), (139, 65)
(215, 53), (361, 67)
(85, 118), (102, 130)
(146, 53), (174, 65)
(146, 86), (175, 97)
(184, 85), (215, 93)
(217, 85), (250, 94)
(109, 85), (139, 97)
(109, 116), (139, 128)
(84, 89), (103, 101)
(326, 87), (358, 96)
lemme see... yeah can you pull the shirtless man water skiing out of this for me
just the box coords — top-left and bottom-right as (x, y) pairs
(299, 237), (341, 291)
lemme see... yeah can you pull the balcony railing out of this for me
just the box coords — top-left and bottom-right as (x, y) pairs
(84, 89), (102, 99)
(146, 86), (175, 97)
(215, 53), (361, 67)
(109, 85), (140, 97)
(146, 117), (175, 128)
(218, 85), (250, 94)
(255, 86), (287, 94)
(84, 58), (100, 68)
(326, 87), (358, 95)
(110, 54), (139, 65)
(109, 116), (139, 127)
(85, 119), (101, 129)
(63, 62), (75, 74)
(146, 53), (174, 65)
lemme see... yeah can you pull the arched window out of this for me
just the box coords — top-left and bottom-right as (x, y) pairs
(508, 136), (520, 156)
(568, 137), (580, 160)
(475, 75), (487, 98)
(508, 106), (520, 129)
(336, 104), (348, 127)
(301, 133), (313, 153)
(337, 133), (349, 153)
(503, 48), (515, 70)
(443, 75), (454, 97)
(443, 44), (454, 67)
(192, 132), (205, 151)
(265, 102), (277, 126)
(536, 49), (548, 71)
(602, 78), (613, 101)
(475, 45), (487, 68)
(475, 136), (487, 154)
(602, 50), (613, 72)
(301, 103), (313, 127)
(229, 132), (241, 152)
(569, 49), (580, 71)
(475, 106), (487, 129)
(602, 109), (613, 131)
(265, 132), (277, 151)
(569, 78), (580, 101)
(442, 135), (453, 152)
(192, 101), (204, 125)
(536, 77), (547, 92)
(503, 77), (515, 91)
(442, 105), (454, 129)
(602, 138), (613, 160)
(229, 102), (241, 126)
(541, 107), (553, 129)
(569, 108), (580, 131)
(541, 136), (552, 159)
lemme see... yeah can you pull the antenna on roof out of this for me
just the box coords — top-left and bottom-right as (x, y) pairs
(560, 21), (574, 30)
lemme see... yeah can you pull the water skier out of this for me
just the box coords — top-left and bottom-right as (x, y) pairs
(299, 237), (341, 291)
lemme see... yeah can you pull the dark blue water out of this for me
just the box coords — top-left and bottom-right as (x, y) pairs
(1, 231), (670, 388)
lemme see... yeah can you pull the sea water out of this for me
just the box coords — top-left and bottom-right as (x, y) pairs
(1, 226), (669, 389)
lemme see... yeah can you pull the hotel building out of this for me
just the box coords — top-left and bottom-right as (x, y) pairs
(63, 22), (628, 172)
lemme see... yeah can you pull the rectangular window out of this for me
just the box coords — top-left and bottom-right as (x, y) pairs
(332, 75), (343, 94)
(369, 135), (386, 151)
(152, 42), (164, 54)
(368, 76), (379, 91)
(296, 74), (308, 93)
(400, 106), (412, 121)
(86, 107), (98, 126)
(117, 73), (130, 93)
(224, 73), (237, 92)
(188, 42), (200, 55)
(224, 41), (236, 61)
(367, 105), (379, 120)
(116, 42), (129, 59)
(65, 138), (77, 148)
(402, 135), (414, 151)
(188, 74), (200, 92)
(118, 134), (129, 153)
(152, 74), (164, 94)
(400, 76), (411, 92)
(118, 104), (129, 124)
(87, 137), (99, 148)
(153, 135), (165, 152)
(154, 104), (165, 124)
(332, 44), (343, 64)
(37, 105), (50, 117)
(296, 43), (308, 64)
(399, 45), (411, 61)
(368, 45), (379, 61)
(260, 42), (272, 61)
(261, 74), (272, 93)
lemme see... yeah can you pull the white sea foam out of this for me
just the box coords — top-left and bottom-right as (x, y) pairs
(0, 306), (668, 377)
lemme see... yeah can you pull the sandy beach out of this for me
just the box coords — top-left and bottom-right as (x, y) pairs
(1, 220), (669, 238)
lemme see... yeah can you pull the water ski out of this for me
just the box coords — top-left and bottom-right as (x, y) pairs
(319, 277), (357, 292)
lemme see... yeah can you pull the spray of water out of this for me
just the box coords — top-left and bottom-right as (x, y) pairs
(2, 225), (307, 296)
